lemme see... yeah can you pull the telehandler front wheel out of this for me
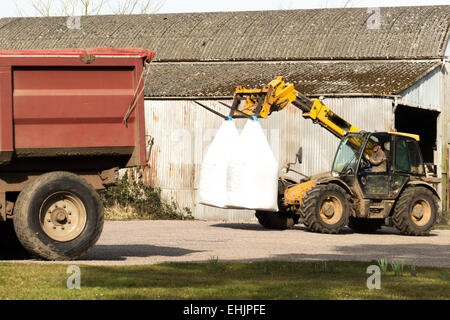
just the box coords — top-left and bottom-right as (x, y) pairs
(13, 171), (104, 260)
(300, 184), (350, 234)
(392, 186), (438, 236)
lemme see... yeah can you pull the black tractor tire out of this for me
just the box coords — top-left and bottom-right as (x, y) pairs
(348, 217), (384, 233)
(255, 210), (299, 230)
(300, 184), (350, 234)
(13, 171), (104, 260)
(392, 186), (439, 236)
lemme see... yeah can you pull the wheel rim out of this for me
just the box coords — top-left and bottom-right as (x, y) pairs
(39, 191), (87, 242)
(319, 195), (343, 225)
(411, 198), (432, 227)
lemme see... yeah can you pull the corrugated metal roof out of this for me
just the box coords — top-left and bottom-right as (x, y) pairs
(145, 60), (441, 97)
(0, 6), (449, 61)
(0, 6), (447, 96)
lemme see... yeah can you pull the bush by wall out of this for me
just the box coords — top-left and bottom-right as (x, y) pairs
(98, 172), (193, 221)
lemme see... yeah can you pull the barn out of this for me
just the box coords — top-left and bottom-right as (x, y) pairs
(0, 5), (449, 220)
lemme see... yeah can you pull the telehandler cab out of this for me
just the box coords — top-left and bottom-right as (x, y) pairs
(224, 77), (440, 235)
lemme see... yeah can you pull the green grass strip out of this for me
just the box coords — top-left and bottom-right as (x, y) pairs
(0, 261), (448, 300)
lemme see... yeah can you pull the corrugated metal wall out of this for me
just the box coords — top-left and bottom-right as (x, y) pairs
(397, 61), (444, 202)
(441, 52), (449, 211)
(143, 97), (394, 220)
(398, 67), (442, 111)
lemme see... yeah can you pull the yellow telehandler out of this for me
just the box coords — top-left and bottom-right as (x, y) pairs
(222, 76), (440, 235)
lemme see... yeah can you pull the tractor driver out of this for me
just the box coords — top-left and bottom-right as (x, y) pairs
(364, 143), (387, 173)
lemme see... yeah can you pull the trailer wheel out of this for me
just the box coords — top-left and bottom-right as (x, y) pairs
(392, 186), (438, 236)
(300, 184), (350, 234)
(13, 172), (104, 260)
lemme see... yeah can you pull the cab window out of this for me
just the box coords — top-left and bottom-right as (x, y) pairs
(394, 136), (424, 175)
(361, 134), (390, 173)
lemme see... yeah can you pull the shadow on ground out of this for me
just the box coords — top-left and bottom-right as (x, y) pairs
(0, 243), (203, 262)
(0, 220), (32, 260)
(81, 245), (203, 261)
(272, 243), (450, 265)
(210, 222), (279, 231)
(0, 217), (204, 261)
(210, 222), (440, 237)
(201, 243), (450, 268)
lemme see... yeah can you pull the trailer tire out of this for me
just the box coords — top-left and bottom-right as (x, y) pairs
(300, 184), (350, 234)
(13, 171), (104, 260)
(392, 186), (438, 236)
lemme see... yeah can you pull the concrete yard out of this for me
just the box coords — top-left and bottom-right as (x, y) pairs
(6, 220), (449, 267)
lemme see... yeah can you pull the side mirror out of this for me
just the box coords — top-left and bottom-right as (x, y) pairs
(296, 147), (303, 164)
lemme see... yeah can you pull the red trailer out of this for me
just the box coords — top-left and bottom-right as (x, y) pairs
(0, 48), (154, 260)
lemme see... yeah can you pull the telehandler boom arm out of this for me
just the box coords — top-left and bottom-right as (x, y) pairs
(229, 76), (360, 139)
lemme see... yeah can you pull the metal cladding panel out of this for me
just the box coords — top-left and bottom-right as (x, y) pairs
(144, 100), (255, 220)
(398, 66), (442, 111)
(0, 67), (13, 155)
(13, 67), (136, 149)
(144, 98), (393, 220)
(143, 100), (195, 188)
(446, 36), (450, 57)
(0, 51), (151, 168)
(0, 48), (154, 62)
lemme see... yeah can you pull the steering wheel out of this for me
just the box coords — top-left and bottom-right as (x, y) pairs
(361, 157), (371, 169)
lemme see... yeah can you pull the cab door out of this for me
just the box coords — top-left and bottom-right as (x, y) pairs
(391, 135), (426, 197)
(357, 133), (392, 199)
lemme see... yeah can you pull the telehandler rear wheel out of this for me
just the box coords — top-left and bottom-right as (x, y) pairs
(300, 184), (350, 234)
(13, 171), (104, 260)
(392, 186), (438, 236)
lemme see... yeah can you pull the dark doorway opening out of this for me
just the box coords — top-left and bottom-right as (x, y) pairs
(395, 105), (439, 166)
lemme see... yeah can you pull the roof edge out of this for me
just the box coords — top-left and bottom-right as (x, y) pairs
(153, 57), (447, 63)
(144, 94), (400, 100)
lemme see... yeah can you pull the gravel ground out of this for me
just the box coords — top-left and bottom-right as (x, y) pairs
(4, 220), (449, 267)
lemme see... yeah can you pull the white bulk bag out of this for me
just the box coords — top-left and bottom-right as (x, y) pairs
(226, 119), (279, 211)
(198, 119), (239, 208)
